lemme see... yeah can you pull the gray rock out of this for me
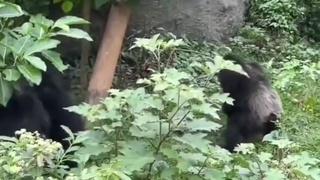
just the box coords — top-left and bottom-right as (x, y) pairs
(128, 0), (249, 42)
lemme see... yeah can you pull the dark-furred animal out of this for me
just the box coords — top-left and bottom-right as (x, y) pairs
(0, 88), (51, 138)
(34, 63), (85, 150)
(0, 63), (85, 151)
(218, 53), (283, 152)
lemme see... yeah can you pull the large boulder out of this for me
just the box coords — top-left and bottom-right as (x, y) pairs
(128, 0), (249, 42)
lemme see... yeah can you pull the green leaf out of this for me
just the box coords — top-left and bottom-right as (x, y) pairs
(234, 143), (255, 154)
(130, 34), (162, 52)
(268, 139), (295, 149)
(116, 141), (155, 173)
(117, 153), (154, 174)
(60, 125), (75, 140)
(53, 16), (90, 31)
(3, 69), (21, 81)
(129, 123), (161, 139)
(55, 28), (93, 41)
(0, 61), (5, 67)
(25, 56), (47, 71)
(11, 35), (34, 57)
(215, 55), (248, 77)
(20, 22), (31, 35)
(264, 168), (286, 180)
(162, 38), (187, 50)
(131, 112), (157, 126)
(191, 103), (221, 120)
(0, 38), (12, 59)
(180, 88), (205, 102)
(176, 158), (190, 172)
(179, 152), (207, 164)
(77, 143), (110, 157)
(203, 169), (226, 180)
(29, 14), (54, 32)
(163, 68), (191, 85)
(257, 152), (273, 163)
(61, 1), (73, 13)
(53, 23), (69, 32)
(17, 64), (42, 85)
(28, 23), (46, 39)
(154, 81), (170, 91)
(41, 50), (68, 72)
(185, 118), (222, 132)
(54, 15), (90, 26)
(160, 168), (176, 179)
(161, 148), (180, 159)
(174, 133), (212, 151)
(0, 74), (13, 106)
(0, 135), (16, 142)
(24, 39), (60, 57)
(136, 78), (152, 85)
(30, 14), (54, 27)
(163, 89), (180, 102)
(0, 1), (23, 18)
(211, 92), (234, 105)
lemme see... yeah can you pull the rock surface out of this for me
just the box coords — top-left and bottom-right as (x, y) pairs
(128, 0), (249, 42)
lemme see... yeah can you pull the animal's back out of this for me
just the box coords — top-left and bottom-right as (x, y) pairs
(249, 82), (283, 122)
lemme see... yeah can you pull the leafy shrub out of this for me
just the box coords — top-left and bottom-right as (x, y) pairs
(249, 0), (306, 35)
(0, 1), (92, 106)
(0, 0), (320, 179)
(0, 29), (319, 179)
(229, 25), (320, 93)
(0, 129), (65, 179)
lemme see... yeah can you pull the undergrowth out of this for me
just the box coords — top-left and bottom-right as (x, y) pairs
(0, 0), (320, 179)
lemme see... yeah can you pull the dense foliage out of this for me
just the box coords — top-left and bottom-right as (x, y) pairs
(0, 1), (92, 106)
(0, 0), (319, 179)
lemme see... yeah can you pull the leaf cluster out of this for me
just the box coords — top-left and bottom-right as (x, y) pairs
(0, 1), (92, 106)
(229, 26), (320, 93)
(249, 0), (306, 36)
(61, 35), (320, 179)
(0, 32), (319, 179)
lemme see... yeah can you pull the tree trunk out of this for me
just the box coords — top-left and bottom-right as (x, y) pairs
(88, 3), (131, 105)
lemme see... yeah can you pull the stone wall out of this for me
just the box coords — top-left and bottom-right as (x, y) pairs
(49, 0), (249, 56)
(128, 0), (249, 42)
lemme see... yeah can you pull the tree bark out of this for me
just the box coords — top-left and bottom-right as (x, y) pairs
(88, 3), (131, 105)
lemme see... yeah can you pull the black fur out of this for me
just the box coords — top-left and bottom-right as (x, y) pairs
(34, 64), (85, 150)
(0, 63), (85, 156)
(218, 53), (282, 152)
(0, 90), (51, 138)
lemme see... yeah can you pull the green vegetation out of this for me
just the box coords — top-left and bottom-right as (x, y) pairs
(0, 0), (320, 179)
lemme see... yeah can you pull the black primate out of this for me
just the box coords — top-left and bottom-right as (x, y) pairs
(34, 64), (85, 150)
(0, 89), (51, 138)
(0, 63), (85, 153)
(218, 53), (283, 152)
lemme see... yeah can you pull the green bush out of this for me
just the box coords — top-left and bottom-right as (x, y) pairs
(1, 34), (320, 179)
(0, 1), (92, 106)
(249, 0), (306, 35)
(0, 0), (320, 179)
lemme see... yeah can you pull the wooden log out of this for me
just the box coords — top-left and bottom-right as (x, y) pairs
(88, 3), (131, 105)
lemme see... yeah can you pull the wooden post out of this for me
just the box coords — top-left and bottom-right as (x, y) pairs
(88, 3), (131, 105)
